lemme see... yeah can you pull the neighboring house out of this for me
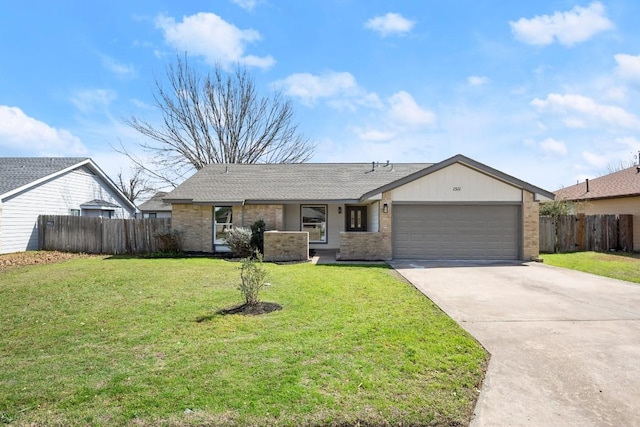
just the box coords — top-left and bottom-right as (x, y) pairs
(555, 165), (640, 251)
(137, 191), (172, 219)
(0, 157), (137, 254)
(164, 154), (554, 261)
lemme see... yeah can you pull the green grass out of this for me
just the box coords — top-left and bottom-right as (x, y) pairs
(0, 257), (487, 426)
(541, 251), (640, 284)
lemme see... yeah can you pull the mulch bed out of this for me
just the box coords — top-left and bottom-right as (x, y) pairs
(0, 251), (93, 272)
(218, 302), (283, 316)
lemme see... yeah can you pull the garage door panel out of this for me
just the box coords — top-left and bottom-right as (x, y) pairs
(393, 205), (519, 260)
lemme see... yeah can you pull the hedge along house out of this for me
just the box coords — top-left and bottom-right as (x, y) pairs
(164, 154), (554, 261)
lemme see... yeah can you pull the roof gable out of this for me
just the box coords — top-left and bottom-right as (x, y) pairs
(0, 157), (89, 196)
(362, 154), (555, 200)
(0, 157), (137, 212)
(555, 165), (640, 201)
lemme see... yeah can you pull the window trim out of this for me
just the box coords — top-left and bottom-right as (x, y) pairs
(214, 206), (234, 246)
(301, 204), (328, 244)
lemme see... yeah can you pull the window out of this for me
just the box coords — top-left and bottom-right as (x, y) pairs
(302, 205), (327, 243)
(148, 213), (157, 219)
(214, 206), (233, 245)
(69, 209), (80, 217)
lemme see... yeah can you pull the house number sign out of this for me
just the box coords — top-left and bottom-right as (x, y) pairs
(452, 187), (462, 191)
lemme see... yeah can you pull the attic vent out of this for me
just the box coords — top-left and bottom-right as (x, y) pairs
(366, 161), (394, 173)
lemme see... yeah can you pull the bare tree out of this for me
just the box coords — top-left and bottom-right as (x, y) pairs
(604, 153), (639, 175)
(120, 54), (314, 187)
(116, 166), (155, 204)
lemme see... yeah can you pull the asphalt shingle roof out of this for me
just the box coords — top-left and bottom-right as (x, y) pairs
(138, 192), (172, 212)
(0, 157), (88, 196)
(165, 162), (433, 203)
(555, 165), (640, 200)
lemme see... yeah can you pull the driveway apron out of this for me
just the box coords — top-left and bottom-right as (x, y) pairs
(390, 261), (640, 427)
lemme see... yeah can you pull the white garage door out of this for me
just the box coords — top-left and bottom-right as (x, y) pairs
(393, 205), (520, 260)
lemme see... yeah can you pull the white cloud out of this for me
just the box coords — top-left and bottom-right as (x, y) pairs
(275, 71), (382, 109)
(615, 54), (640, 83)
(364, 13), (415, 37)
(510, 2), (613, 46)
(0, 106), (87, 155)
(351, 127), (395, 142)
(582, 150), (609, 168)
(71, 89), (117, 113)
(388, 91), (436, 127)
(531, 93), (640, 129)
(155, 12), (274, 69)
(131, 98), (155, 110)
(467, 76), (490, 86)
(101, 55), (136, 78)
(232, 0), (258, 11)
(539, 138), (568, 156)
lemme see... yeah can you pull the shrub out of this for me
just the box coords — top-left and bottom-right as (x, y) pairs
(154, 230), (184, 254)
(540, 199), (571, 218)
(250, 219), (266, 254)
(238, 253), (268, 305)
(224, 227), (253, 258)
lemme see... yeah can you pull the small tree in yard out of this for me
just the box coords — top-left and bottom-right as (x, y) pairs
(239, 254), (268, 306)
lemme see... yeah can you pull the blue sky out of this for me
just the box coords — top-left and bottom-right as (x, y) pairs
(1, 0), (639, 191)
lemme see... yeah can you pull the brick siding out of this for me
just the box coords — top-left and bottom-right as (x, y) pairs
(171, 203), (213, 252)
(264, 231), (309, 262)
(241, 205), (284, 230)
(522, 191), (540, 260)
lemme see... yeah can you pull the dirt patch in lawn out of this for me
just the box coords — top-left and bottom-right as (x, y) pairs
(218, 302), (283, 316)
(0, 251), (93, 272)
(196, 302), (283, 322)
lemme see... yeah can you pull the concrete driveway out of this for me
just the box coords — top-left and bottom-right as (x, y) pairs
(390, 260), (640, 427)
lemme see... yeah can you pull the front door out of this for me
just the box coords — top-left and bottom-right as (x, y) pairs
(345, 206), (367, 232)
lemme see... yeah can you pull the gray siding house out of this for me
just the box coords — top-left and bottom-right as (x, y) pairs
(0, 157), (136, 254)
(137, 192), (172, 219)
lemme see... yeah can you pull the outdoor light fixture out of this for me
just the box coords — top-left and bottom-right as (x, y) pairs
(383, 203), (389, 213)
(338, 206), (342, 214)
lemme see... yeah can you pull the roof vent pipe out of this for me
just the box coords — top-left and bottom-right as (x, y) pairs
(371, 161), (375, 172)
(586, 178), (589, 192)
(225, 166), (228, 174)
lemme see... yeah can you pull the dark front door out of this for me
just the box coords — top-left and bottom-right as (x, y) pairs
(345, 206), (367, 232)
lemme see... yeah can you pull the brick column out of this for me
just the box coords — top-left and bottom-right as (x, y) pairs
(379, 192), (393, 260)
(522, 191), (540, 260)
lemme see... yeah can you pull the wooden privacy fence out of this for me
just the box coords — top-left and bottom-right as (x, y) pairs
(540, 214), (633, 253)
(38, 215), (172, 255)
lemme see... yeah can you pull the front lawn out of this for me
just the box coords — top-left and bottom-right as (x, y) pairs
(541, 251), (640, 284)
(0, 256), (487, 426)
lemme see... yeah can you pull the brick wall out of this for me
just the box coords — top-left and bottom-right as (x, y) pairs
(338, 232), (387, 260)
(241, 205), (284, 230)
(171, 203), (213, 252)
(264, 231), (308, 262)
(522, 191), (540, 260)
